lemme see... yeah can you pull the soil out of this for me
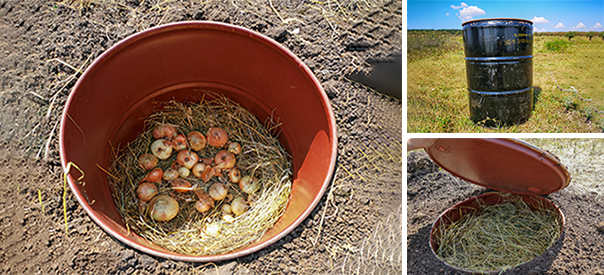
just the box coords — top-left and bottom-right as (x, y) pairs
(407, 151), (604, 275)
(0, 0), (402, 274)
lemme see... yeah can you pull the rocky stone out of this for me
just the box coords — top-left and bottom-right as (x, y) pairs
(597, 221), (604, 233)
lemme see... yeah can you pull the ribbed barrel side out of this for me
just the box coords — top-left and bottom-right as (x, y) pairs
(462, 19), (534, 126)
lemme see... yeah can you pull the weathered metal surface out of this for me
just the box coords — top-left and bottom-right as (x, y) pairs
(462, 18), (534, 126)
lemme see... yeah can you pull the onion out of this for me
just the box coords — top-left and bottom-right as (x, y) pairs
(200, 166), (216, 183)
(228, 167), (241, 183)
(239, 175), (260, 194)
(136, 182), (158, 202)
(201, 158), (213, 165)
(172, 134), (188, 151)
(222, 204), (232, 214)
(214, 150), (236, 169)
(207, 127), (228, 147)
(176, 150), (199, 169)
(194, 189), (209, 200)
(209, 182), (228, 201)
(192, 163), (206, 178)
(231, 197), (249, 216)
(149, 195), (179, 222)
(138, 200), (147, 213)
(188, 131), (206, 151)
(163, 168), (179, 181)
(151, 139), (172, 160)
(143, 167), (163, 183)
(194, 190), (215, 213)
(178, 166), (190, 178)
(214, 169), (224, 178)
(227, 142), (241, 154)
(205, 223), (220, 237)
(171, 178), (191, 193)
(152, 124), (177, 139)
(138, 153), (158, 170)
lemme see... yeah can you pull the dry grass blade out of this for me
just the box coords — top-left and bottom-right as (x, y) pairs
(38, 189), (45, 215)
(63, 162), (85, 235)
(109, 93), (292, 255)
(434, 194), (561, 273)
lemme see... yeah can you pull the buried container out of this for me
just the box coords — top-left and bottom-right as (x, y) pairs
(59, 21), (337, 262)
(462, 18), (534, 126)
(424, 139), (569, 273)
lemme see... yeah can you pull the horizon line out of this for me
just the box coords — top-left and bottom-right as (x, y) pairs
(408, 28), (604, 32)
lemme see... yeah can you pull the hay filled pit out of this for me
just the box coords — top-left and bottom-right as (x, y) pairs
(108, 94), (292, 256)
(433, 193), (562, 273)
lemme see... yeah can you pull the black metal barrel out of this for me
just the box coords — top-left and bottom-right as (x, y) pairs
(462, 18), (533, 126)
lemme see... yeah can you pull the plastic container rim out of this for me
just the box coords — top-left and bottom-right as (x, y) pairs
(429, 191), (566, 274)
(58, 21), (338, 262)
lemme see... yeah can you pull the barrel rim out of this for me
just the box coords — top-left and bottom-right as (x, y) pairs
(462, 18), (533, 26)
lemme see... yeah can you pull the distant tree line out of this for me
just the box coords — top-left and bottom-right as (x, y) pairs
(409, 29), (604, 41)
(534, 31), (604, 40)
(409, 30), (604, 39)
(408, 29), (462, 35)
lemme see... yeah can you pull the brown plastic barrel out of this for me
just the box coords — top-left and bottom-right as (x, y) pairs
(59, 21), (337, 262)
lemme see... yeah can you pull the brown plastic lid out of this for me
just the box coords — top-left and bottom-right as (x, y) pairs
(425, 139), (570, 195)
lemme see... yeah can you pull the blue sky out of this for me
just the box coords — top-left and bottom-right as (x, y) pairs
(408, 0), (604, 32)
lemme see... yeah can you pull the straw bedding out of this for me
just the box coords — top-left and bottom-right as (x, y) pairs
(108, 93), (292, 255)
(434, 193), (561, 273)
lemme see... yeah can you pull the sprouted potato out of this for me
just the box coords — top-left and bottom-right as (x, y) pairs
(435, 194), (561, 273)
(109, 93), (292, 255)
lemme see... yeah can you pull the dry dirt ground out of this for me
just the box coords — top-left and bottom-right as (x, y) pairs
(407, 141), (604, 275)
(0, 0), (402, 274)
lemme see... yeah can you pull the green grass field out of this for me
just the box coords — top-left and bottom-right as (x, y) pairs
(408, 31), (604, 133)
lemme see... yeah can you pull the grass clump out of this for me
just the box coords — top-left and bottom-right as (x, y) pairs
(109, 93), (292, 256)
(545, 39), (570, 52)
(434, 194), (561, 273)
(408, 30), (462, 61)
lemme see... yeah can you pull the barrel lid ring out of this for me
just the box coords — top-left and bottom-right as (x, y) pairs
(462, 18), (533, 26)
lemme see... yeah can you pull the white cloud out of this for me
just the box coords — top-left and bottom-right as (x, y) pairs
(575, 22), (586, 29)
(554, 22), (564, 29)
(594, 22), (603, 29)
(458, 6), (486, 20)
(450, 2), (485, 21)
(531, 16), (549, 24)
(451, 3), (468, 9)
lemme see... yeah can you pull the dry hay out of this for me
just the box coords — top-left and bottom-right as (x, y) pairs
(108, 93), (292, 255)
(434, 194), (561, 273)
